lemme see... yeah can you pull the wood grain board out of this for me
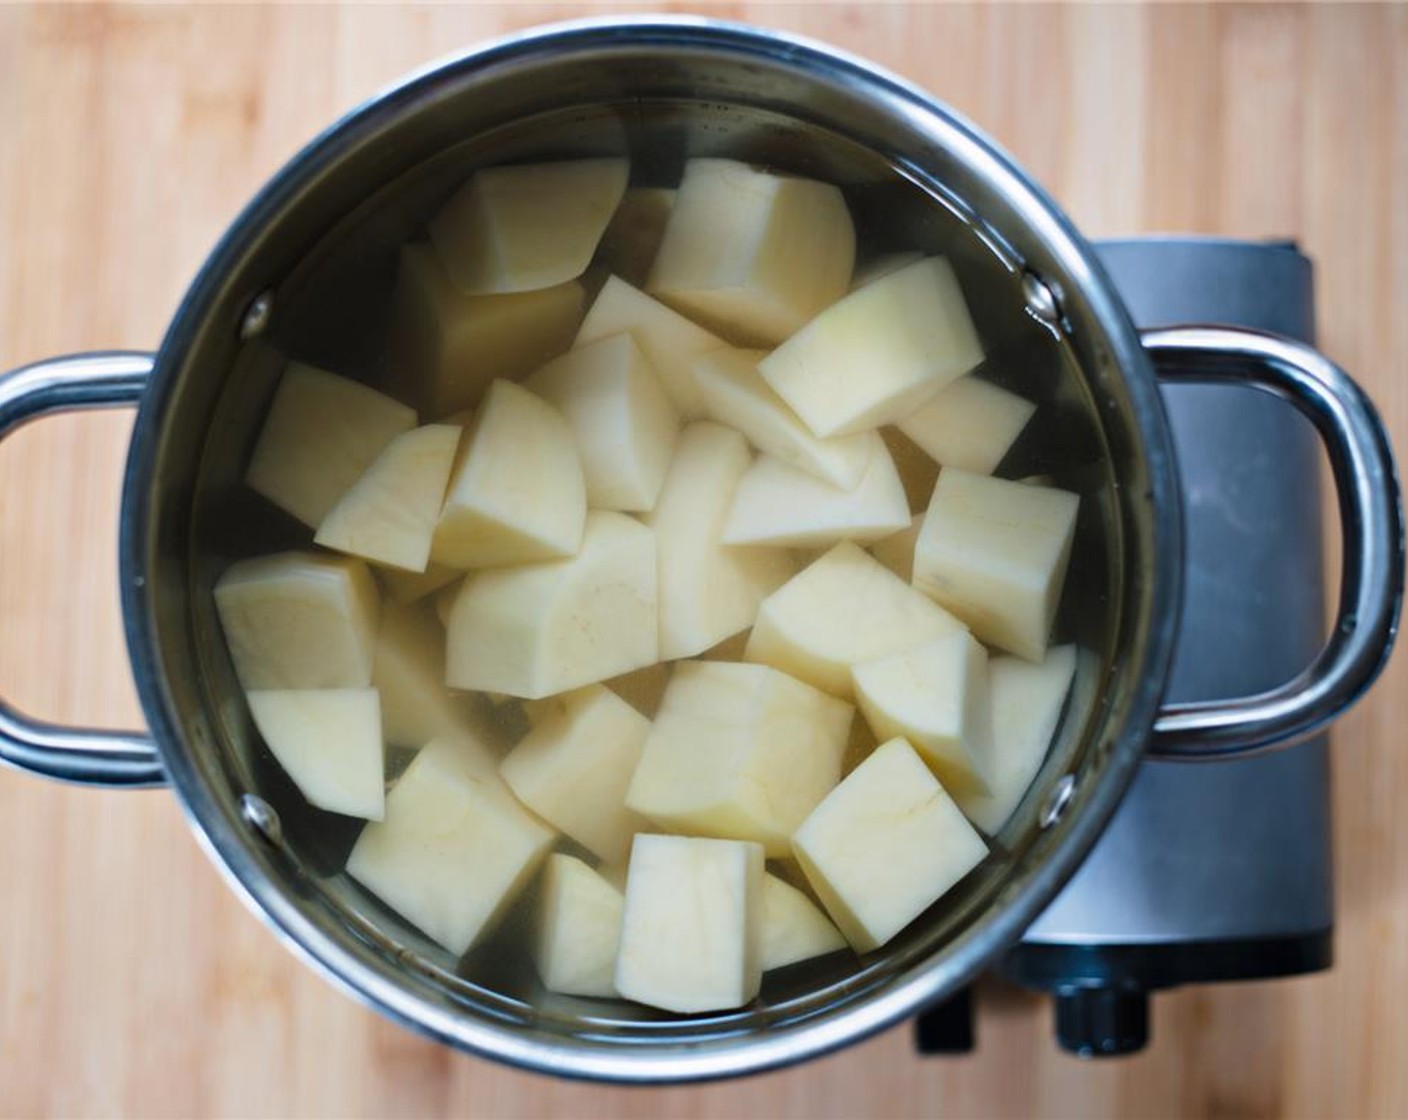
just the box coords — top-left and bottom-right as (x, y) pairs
(2, 4), (1406, 1117)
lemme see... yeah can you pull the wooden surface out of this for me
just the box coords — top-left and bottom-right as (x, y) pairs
(1, 4), (1406, 1117)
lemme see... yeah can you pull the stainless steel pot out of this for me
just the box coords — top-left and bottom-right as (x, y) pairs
(0, 18), (1401, 1083)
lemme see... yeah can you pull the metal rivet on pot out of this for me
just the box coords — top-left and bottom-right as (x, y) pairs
(240, 291), (274, 340)
(1022, 271), (1063, 334)
(241, 794), (283, 845)
(1039, 774), (1077, 828)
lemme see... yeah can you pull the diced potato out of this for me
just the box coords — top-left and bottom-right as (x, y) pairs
(245, 363), (416, 527)
(792, 738), (987, 952)
(957, 645), (1077, 835)
(897, 375), (1035, 475)
(315, 424), (461, 572)
(881, 427), (940, 515)
(574, 275), (724, 418)
(246, 688), (384, 820)
(428, 159), (628, 294)
(693, 348), (872, 489)
(525, 333), (679, 512)
(758, 257), (984, 437)
(535, 854), (625, 998)
(626, 661), (852, 856)
(373, 600), (477, 749)
(745, 541), (965, 697)
(605, 662), (672, 718)
(914, 469), (1080, 660)
(378, 562), (459, 605)
(390, 243), (585, 417)
(615, 834), (765, 1013)
(500, 685), (650, 864)
(215, 552), (380, 690)
(594, 187), (676, 286)
(722, 434), (909, 549)
(346, 737), (555, 954)
(852, 632), (993, 796)
(868, 514), (923, 582)
(849, 251), (923, 293)
(760, 872), (846, 971)
(649, 422), (794, 660)
(432, 379), (586, 569)
(647, 159), (855, 345)
(446, 511), (657, 698)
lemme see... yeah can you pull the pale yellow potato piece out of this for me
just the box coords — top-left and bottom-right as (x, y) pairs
(215, 551), (380, 690)
(759, 257), (984, 437)
(792, 738), (987, 952)
(722, 434), (909, 549)
(315, 424), (460, 573)
(896, 375), (1035, 475)
(852, 631), (993, 797)
(760, 872), (846, 971)
(574, 275), (724, 418)
(848, 251), (924, 293)
(648, 422), (794, 660)
(868, 514), (923, 582)
(525, 333), (680, 513)
(615, 835), (765, 1014)
(390, 243), (585, 417)
(647, 159), (855, 345)
(246, 688), (384, 820)
(373, 600), (477, 750)
(429, 158), (628, 294)
(346, 737), (554, 954)
(693, 348), (872, 488)
(745, 541), (965, 698)
(626, 661), (852, 856)
(594, 187), (676, 286)
(500, 684), (650, 864)
(245, 363), (416, 528)
(535, 854), (625, 998)
(432, 379), (586, 569)
(446, 511), (657, 699)
(957, 645), (1077, 835)
(914, 468), (1080, 660)
(378, 562), (459, 605)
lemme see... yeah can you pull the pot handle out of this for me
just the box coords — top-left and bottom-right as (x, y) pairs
(0, 351), (166, 787)
(1144, 326), (1404, 759)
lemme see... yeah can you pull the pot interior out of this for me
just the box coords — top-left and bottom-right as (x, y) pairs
(128, 23), (1174, 1077)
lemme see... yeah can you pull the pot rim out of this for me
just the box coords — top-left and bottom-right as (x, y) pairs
(119, 15), (1183, 1083)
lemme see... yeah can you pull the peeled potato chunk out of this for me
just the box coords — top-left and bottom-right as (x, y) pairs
(914, 468), (1080, 660)
(245, 363), (416, 527)
(315, 424), (460, 573)
(649, 422), (794, 660)
(525, 333), (680, 513)
(574, 275), (724, 418)
(647, 159), (855, 346)
(373, 600), (479, 750)
(378, 562), (459, 605)
(760, 872), (846, 971)
(432, 379), (586, 569)
(758, 257), (984, 437)
(852, 631), (993, 797)
(849, 251), (923, 293)
(215, 552), (380, 690)
(722, 433), (910, 549)
(615, 834), (765, 1014)
(626, 661), (852, 856)
(246, 688), (384, 820)
(693, 348), (872, 489)
(792, 737), (987, 952)
(869, 514), (923, 582)
(346, 737), (554, 954)
(500, 685), (650, 864)
(428, 158), (628, 294)
(745, 541), (965, 697)
(897, 375), (1036, 475)
(957, 645), (1077, 835)
(446, 510), (657, 699)
(390, 243), (585, 417)
(594, 187), (676, 286)
(535, 854), (625, 999)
